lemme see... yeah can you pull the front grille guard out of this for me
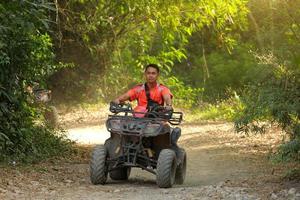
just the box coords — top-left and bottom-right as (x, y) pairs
(106, 115), (164, 136)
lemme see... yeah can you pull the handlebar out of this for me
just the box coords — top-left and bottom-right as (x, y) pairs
(109, 102), (132, 113)
(109, 102), (183, 125)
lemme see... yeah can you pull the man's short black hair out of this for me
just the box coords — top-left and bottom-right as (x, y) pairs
(145, 64), (160, 73)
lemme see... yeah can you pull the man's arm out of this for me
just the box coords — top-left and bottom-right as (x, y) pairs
(114, 85), (140, 104)
(113, 92), (130, 104)
(162, 93), (172, 109)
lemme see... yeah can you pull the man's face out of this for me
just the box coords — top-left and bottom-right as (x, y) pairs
(145, 67), (159, 84)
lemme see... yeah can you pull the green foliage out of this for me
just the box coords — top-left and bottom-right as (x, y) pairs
(0, 1), (71, 162)
(273, 140), (300, 162)
(164, 76), (203, 108)
(185, 93), (244, 122)
(235, 61), (300, 159)
(174, 44), (263, 102)
(50, 0), (249, 104)
(233, 0), (300, 161)
(1, 0), (296, 163)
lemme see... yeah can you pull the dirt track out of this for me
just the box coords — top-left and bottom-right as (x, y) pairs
(1, 121), (300, 199)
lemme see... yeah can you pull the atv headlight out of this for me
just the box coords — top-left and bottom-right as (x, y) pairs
(108, 119), (121, 130)
(144, 123), (161, 135)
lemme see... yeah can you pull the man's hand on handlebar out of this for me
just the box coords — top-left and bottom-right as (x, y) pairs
(110, 101), (132, 113)
(113, 93), (130, 105)
(165, 105), (173, 111)
(113, 98), (121, 104)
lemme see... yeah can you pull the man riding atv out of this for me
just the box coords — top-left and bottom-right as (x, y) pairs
(90, 64), (186, 188)
(113, 64), (173, 115)
(114, 63), (183, 156)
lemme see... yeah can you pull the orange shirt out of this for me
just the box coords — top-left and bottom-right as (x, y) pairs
(127, 83), (172, 108)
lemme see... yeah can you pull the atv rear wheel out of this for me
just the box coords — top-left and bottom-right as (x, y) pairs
(90, 145), (108, 185)
(175, 148), (187, 184)
(110, 167), (131, 180)
(156, 149), (177, 188)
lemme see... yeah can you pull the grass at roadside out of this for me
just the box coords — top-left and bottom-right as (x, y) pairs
(183, 96), (243, 123)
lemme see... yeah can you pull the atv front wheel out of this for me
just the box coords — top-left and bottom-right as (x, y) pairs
(175, 148), (187, 184)
(90, 145), (108, 185)
(104, 137), (131, 180)
(110, 167), (131, 180)
(156, 149), (177, 188)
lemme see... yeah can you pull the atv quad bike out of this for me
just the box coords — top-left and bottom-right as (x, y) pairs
(90, 102), (186, 188)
